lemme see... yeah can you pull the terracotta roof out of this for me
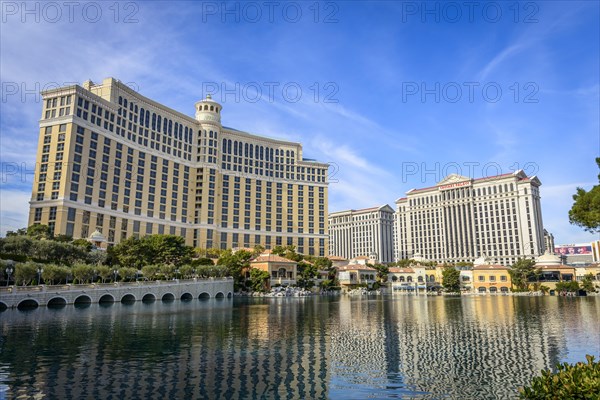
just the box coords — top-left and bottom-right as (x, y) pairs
(251, 254), (297, 264)
(536, 265), (576, 270)
(327, 255), (348, 261)
(354, 256), (369, 260)
(472, 264), (509, 271)
(335, 264), (377, 272)
(389, 267), (415, 273)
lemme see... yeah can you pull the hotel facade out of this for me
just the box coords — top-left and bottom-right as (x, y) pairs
(28, 78), (329, 256)
(328, 205), (395, 263)
(395, 171), (545, 266)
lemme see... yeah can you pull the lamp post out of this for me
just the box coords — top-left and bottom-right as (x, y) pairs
(113, 269), (118, 283)
(5, 267), (13, 287)
(38, 267), (44, 285)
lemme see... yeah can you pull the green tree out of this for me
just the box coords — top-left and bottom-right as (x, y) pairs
(27, 224), (53, 240)
(509, 258), (537, 291)
(111, 235), (194, 269)
(372, 264), (389, 283)
(145, 235), (194, 266)
(217, 249), (253, 288)
(96, 265), (113, 283)
(297, 262), (318, 289)
(111, 237), (150, 269)
(72, 264), (95, 284)
(569, 157), (600, 233)
(519, 355), (600, 399)
(15, 262), (41, 285)
(53, 234), (73, 243)
(159, 264), (176, 279)
(5, 227), (27, 237)
(442, 266), (461, 292)
(313, 257), (333, 271)
(41, 264), (70, 285)
(179, 264), (194, 279)
(141, 265), (159, 281)
(555, 281), (580, 293)
(72, 238), (93, 252)
(118, 267), (138, 282)
(1, 235), (34, 257)
(191, 257), (214, 267)
(248, 268), (270, 292)
(581, 273), (597, 293)
(252, 245), (265, 256)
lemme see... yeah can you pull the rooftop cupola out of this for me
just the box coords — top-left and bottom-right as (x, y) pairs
(194, 93), (222, 125)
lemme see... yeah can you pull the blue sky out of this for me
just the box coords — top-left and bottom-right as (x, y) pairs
(1, 1), (598, 244)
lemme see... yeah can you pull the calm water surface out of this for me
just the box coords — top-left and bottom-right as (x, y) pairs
(0, 295), (599, 399)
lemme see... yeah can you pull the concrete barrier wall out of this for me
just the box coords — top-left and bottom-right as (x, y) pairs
(0, 278), (234, 309)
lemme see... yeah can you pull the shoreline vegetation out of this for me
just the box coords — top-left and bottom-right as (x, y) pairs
(1, 226), (598, 298)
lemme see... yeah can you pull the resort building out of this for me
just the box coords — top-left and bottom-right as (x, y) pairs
(335, 263), (377, 290)
(472, 264), (512, 294)
(534, 252), (576, 289)
(249, 252), (298, 287)
(395, 171), (545, 266)
(328, 205), (395, 263)
(27, 78), (329, 255)
(543, 229), (555, 254)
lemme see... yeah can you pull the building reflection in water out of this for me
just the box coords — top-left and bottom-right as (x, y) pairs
(0, 296), (598, 399)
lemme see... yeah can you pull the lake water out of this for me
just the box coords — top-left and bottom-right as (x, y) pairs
(0, 295), (598, 399)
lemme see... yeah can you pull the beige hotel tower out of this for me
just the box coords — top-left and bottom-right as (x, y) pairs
(28, 78), (329, 256)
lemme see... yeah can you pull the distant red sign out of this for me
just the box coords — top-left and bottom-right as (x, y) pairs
(438, 181), (471, 190)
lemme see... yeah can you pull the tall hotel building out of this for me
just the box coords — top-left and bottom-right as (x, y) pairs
(28, 78), (329, 256)
(328, 205), (395, 263)
(395, 171), (545, 266)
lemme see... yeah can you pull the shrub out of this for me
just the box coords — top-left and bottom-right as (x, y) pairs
(519, 355), (600, 399)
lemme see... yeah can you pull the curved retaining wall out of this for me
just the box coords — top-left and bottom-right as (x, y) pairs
(0, 278), (234, 310)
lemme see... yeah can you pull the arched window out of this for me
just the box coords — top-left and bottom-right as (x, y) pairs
(227, 139), (232, 154)
(392, 276), (398, 282)
(399, 276), (405, 282)
(140, 108), (145, 122)
(245, 143), (249, 157)
(204, 105), (208, 111)
(407, 276), (413, 282)
(157, 116), (162, 132)
(233, 141), (238, 156)
(152, 113), (156, 130)
(249, 144), (253, 158)
(260, 146), (264, 160)
(418, 276), (423, 282)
